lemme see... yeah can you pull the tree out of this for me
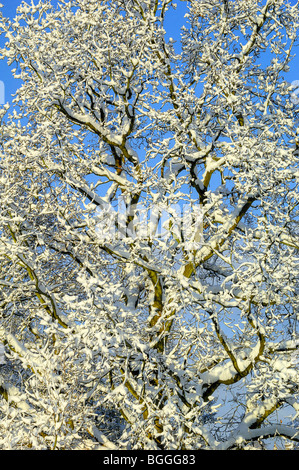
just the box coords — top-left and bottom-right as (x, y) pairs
(0, 0), (298, 450)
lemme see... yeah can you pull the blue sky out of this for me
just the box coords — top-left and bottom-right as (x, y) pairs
(0, 0), (298, 105)
(0, 0), (23, 102)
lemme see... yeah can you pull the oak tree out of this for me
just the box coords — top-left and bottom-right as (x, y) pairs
(0, 0), (298, 450)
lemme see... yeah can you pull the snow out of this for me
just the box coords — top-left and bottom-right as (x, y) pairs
(0, 0), (298, 451)
(0, 343), (5, 365)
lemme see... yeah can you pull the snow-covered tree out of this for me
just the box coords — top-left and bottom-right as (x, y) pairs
(0, 0), (298, 450)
